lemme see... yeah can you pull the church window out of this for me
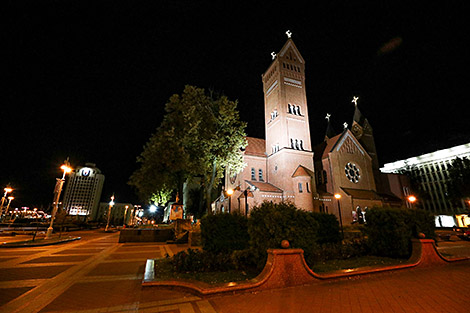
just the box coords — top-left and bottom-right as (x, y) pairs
(345, 162), (361, 183)
(306, 182), (310, 193)
(300, 140), (304, 150)
(290, 138), (294, 149)
(258, 169), (264, 181)
(288, 104), (293, 114)
(317, 172), (322, 185)
(251, 168), (256, 180)
(298, 183), (303, 193)
(295, 139), (299, 150)
(323, 170), (327, 184)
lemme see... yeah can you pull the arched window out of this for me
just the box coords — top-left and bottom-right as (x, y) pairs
(251, 168), (256, 180)
(258, 169), (264, 181)
(298, 182), (303, 193)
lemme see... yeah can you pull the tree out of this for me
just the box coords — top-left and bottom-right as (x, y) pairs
(129, 85), (247, 213)
(446, 157), (470, 210)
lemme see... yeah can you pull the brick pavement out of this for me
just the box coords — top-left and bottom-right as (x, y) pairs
(0, 230), (469, 313)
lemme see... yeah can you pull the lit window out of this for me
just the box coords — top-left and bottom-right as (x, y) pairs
(251, 168), (256, 180)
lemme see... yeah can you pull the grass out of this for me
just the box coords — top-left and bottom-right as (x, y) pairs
(154, 254), (408, 284)
(153, 258), (260, 284)
(311, 255), (408, 273)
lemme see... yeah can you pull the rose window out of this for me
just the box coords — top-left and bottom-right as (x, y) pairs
(345, 162), (361, 183)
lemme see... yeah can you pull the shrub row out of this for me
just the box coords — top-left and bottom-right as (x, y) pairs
(365, 206), (436, 258)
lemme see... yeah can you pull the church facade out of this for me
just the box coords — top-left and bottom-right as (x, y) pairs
(216, 34), (407, 224)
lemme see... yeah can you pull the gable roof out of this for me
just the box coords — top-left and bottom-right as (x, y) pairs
(244, 137), (266, 157)
(316, 130), (369, 160)
(279, 39), (305, 64)
(292, 165), (315, 178)
(246, 180), (283, 193)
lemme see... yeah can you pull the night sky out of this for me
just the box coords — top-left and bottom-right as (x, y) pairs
(3, 1), (467, 208)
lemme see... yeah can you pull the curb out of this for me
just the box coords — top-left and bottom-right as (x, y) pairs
(142, 239), (470, 296)
(0, 236), (81, 248)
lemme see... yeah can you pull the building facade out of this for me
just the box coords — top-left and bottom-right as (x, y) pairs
(63, 163), (105, 218)
(216, 34), (408, 224)
(381, 143), (470, 214)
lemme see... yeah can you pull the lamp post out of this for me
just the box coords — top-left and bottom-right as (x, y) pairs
(226, 188), (233, 213)
(0, 187), (13, 217)
(334, 193), (344, 239)
(6, 196), (14, 213)
(46, 164), (72, 239)
(123, 205), (129, 226)
(407, 195), (417, 209)
(105, 195), (115, 232)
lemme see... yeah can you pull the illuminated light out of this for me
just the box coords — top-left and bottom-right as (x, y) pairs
(226, 188), (234, 196)
(149, 205), (157, 213)
(334, 193), (341, 199)
(4, 187), (13, 193)
(227, 282), (237, 287)
(61, 165), (72, 173)
(138, 211), (144, 217)
(408, 195), (417, 203)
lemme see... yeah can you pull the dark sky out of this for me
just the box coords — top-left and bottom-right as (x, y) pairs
(3, 1), (468, 208)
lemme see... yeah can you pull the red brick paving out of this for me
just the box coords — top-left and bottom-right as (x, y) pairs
(1, 230), (469, 313)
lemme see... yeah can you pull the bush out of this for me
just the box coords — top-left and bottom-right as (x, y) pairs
(364, 206), (435, 258)
(308, 238), (370, 265)
(201, 212), (249, 254)
(169, 249), (234, 272)
(310, 212), (342, 244)
(248, 201), (320, 267)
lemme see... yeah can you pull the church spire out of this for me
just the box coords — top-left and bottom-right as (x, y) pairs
(324, 113), (336, 140)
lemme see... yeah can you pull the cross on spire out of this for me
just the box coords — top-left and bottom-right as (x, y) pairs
(325, 113), (331, 121)
(343, 122), (348, 129)
(286, 30), (292, 38)
(352, 96), (359, 107)
(271, 52), (277, 60)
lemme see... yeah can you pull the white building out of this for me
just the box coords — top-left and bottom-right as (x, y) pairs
(381, 143), (470, 214)
(63, 163), (105, 218)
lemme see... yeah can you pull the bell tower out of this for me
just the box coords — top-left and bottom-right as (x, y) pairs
(262, 31), (312, 155)
(262, 31), (316, 210)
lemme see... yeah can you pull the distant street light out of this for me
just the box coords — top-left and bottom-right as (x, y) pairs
(6, 196), (14, 213)
(123, 205), (129, 226)
(226, 188), (234, 213)
(0, 187), (13, 218)
(334, 193), (344, 239)
(408, 195), (417, 208)
(46, 163), (72, 239)
(105, 194), (115, 232)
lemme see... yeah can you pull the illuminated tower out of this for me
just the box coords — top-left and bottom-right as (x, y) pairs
(262, 31), (315, 209)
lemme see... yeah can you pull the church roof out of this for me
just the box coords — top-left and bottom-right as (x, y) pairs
(292, 165), (315, 178)
(244, 137), (266, 157)
(325, 119), (336, 140)
(341, 188), (382, 200)
(246, 180), (283, 193)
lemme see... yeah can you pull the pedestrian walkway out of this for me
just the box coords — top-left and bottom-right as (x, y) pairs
(1, 230), (469, 312)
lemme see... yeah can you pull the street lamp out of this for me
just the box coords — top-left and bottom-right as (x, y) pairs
(407, 195), (417, 208)
(226, 188), (234, 213)
(46, 163), (72, 239)
(334, 193), (344, 239)
(0, 187), (13, 217)
(123, 205), (129, 226)
(105, 194), (115, 232)
(6, 196), (14, 213)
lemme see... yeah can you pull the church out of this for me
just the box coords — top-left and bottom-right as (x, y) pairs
(215, 32), (408, 224)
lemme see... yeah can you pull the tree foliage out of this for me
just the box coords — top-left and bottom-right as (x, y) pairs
(129, 85), (247, 211)
(446, 157), (470, 208)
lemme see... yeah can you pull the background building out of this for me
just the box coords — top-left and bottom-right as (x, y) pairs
(381, 143), (470, 214)
(96, 202), (135, 225)
(63, 163), (105, 218)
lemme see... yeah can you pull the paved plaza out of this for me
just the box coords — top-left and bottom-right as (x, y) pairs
(1, 230), (469, 313)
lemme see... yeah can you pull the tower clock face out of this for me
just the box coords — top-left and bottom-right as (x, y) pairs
(352, 124), (363, 137)
(345, 162), (361, 183)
